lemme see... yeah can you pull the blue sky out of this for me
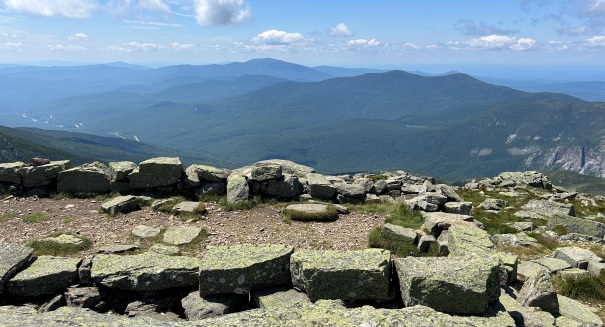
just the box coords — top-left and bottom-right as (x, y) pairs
(1, 0), (604, 69)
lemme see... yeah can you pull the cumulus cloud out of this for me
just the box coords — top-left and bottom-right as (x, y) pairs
(454, 19), (518, 36)
(330, 23), (353, 37)
(107, 41), (163, 52)
(448, 34), (536, 51)
(2, 0), (98, 18)
(586, 35), (605, 47)
(251, 29), (304, 45)
(0, 41), (22, 51)
(347, 38), (380, 47)
(48, 44), (87, 51)
(193, 0), (250, 26)
(68, 33), (89, 41)
(171, 42), (196, 50)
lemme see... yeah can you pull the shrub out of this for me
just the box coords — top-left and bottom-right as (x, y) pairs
(27, 232), (93, 256)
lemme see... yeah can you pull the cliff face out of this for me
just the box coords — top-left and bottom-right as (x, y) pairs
(524, 143), (605, 177)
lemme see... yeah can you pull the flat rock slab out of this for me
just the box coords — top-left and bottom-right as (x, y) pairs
(252, 286), (311, 309)
(199, 244), (294, 296)
(522, 200), (575, 218)
(547, 214), (605, 239)
(163, 226), (203, 245)
(381, 223), (418, 244)
(557, 294), (604, 327)
(91, 253), (199, 291)
(0, 243), (33, 295)
(283, 203), (337, 221)
(96, 244), (139, 254)
(181, 291), (243, 320)
(189, 165), (231, 182)
(128, 157), (183, 189)
(57, 162), (111, 194)
(0, 299), (517, 326)
(132, 225), (161, 238)
(41, 234), (84, 246)
(147, 244), (180, 256)
(534, 257), (572, 273)
(172, 201), (202, 214)
(0, 162), (25, 183)
(20, 160), (71, 188)
(290, 248), (391, 302)
(518, 261), (548, 282)
(101, 195), (140, 216)
(554, 246), (604, 269)
(422, 212), (478, 236)
(7, 255), (81, 297)
(394, 255), (500, 315)
(447, 225), (495, 257)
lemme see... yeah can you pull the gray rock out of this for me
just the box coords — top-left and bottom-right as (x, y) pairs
(0, 243), (34, 294)
(163, 226), (203, 245)
(588, 261), (605, 276)
(0, 297), (517, 326)
(96, 244), (139, 254)
(534, 257), (572, 273)
(394, 255), (500, 314)
(290, 248), (391, 302)
(172, 201), (204, 214)
(147, 244), (180, 256)
(554, 246), (604, 269)
(0, 162), (24, 183)
(20, 160), (71, 188)
(371, 179), (388, 194)
(124, 299), (180, 321)
(150, 198), (177, 211)
(38, 294), (66, 313)
(199, 244), (294, 296)
(354, 178), (374, 193)
(181, 291), (242, 320)
(91, 253), (199, 291)
(200, 182), (227, 195)
(306, 173), (336, 200)
(189, 165), (230, 183)
(110, 180), (131, 194)
(557, 294), (604, 327)
(381, 223), (418, 245)
(57, 162), (111, 194)
(100, 195), (140, 216)
(283, 203), (337, 221)
(78, 256), (93, 285)
(252, 286), (311, 309)
(546, 214), (605, 239)
(253, 159), (315, 178)
(422, 212), (480, 237)
(437, 230), (450, 256)
(64, 286), (102, 309)
(129, 157), (183, 189)
(480, 198), (509, 211)
(417, 235), (436, 252)
(517, 268), (559, 314)
(262, 174), (304, 199)
(7, 256), (82, 297)
(40, 234), (85, 247)
(522, 199), (575, 218)
(447, 225), (495, 257)
(558, 268), (591, 280)
(108, 161), (137, 182)
(515, 210), (549, 221)
(336, 183), (365, 198)
(30, 157), (50, 166)
(226, 175), (249, 204)
(437, 184), (463, 202)
(518, 261), (548, 282)
(132, 225), (161, 238)
(499, 288), (556, 327)
(492, 232), (543, 249)
(250, 164), (282, 182)
(443, 201), (473, 215)
(511, 221), (536, 231)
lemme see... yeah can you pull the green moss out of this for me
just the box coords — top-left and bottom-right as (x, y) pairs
(22, 212), (48, 223)
(27, 231), (93, 256)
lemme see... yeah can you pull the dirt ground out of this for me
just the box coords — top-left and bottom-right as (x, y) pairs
(0, 195), (387, 257)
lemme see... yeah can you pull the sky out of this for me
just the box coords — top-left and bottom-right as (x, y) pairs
(0, 0), (605, 70)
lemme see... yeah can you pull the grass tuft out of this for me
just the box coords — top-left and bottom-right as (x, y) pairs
(27, 231), (93, 256)
(527, 232), (560, 250)
(554, 274), (605, 304)
(384, 203), (424, 229)
(22, 212), (48, 223)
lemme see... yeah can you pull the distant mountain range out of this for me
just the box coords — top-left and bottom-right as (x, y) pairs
(1, 58), (605, 181)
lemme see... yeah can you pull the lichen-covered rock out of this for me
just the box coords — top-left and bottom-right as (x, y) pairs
(336, 183), (365, 198)
(517, 261), (548, 282)
(443, 201), (473, 215)
(306, 173), (336, 200)
(557, 294), (604, 327)
(381, 223), (418, 245)
(480, 198), (509, 211)
(57, 162), (111, 194)
(290, 248), (391, 302)
(132, 225), (161, 238)
(0, 243), (33, 295)
(492, 232), (543, 249)
(250, 164), (282, 182)
(226, 175), (249, 204)
(261, 174), (304, 199)
(20, 160), (71, 188)
(172, 201), (204, 214)
(517, 268), (559, 314)
(163, 226), (203, 245)
(283, 203), (337, 221)
(181, 291), (244, 320)
(0, 161), (24, 183)
(108, 161), (137, 182)
(499, 288), (556, 327)
(7, 256), (81, 297)
(100, 195), (140, 216)
(0, 299), (517, 326)
(422, 212), (480, 237)
(253, 159), (315, 178)
(128, 157), (183, 189)
(447, 225), (495, 257)
(91, 253), (199, 291)
(522, 200), (575, 218)
(147, 244), (180, 256)
(190, 164), (231, 183)
(199, 244), (294, 296)
(554, 246), (604, 269)
(437, 184), (463, 202)
(394, 255), (500, 314)
(96, 244), (139, 254)
(64, 286), (102, 309)
(547, 214), (605, 239)
(252, 286), (311, 309)
(534, 257), (572, 273)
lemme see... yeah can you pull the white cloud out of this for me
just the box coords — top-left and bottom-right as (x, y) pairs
(68, 33), (89, 41)
(330, 23), (353, 37)
(107, 41), (163, 52)
(123, 19), (184, 27)
(0, 41), (22, 51)
(48, 44), (87, 51)
(586, 35), (605, 47)
(138, 0), (169, 12)
(0, 32), (19, 39)
(347, 38), (380, 47)
(448, 34), (536, 51)
(193, 0), (250, 26)
(547, 40), (571, 50)
(251, 29), (304, 45)
(3, 0), (98, 18)
(171, 42), (196, 50)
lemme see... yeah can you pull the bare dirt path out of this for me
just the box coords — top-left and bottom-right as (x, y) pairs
(0, 196), (386, 257)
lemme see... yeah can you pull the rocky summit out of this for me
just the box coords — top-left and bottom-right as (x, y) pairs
(1, 157), (605, 326)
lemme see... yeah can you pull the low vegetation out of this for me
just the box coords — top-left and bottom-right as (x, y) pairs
(283, 204), (338, 222)
(22, 212), (48, 223)
(27, 232), (93, 256)
(554, 274), (605, 305)
(0, 212), (17, 222)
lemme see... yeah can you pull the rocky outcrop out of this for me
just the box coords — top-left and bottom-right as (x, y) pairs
(290, 248), (391, 302)
(0, 243), (33, 295)
(6, 256), (81, 297)
(57, 162), (111, 194)
(199, 244), (294, 296)
(517, 268), (559, 314)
